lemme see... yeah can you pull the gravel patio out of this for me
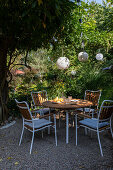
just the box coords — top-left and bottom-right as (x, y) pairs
(0, 116), (113, 170)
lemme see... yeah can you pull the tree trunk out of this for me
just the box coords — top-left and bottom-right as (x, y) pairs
(0, 80), (9, 122)
(0, 38), (9, 122)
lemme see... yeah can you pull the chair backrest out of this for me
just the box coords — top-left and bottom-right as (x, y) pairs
(31, 90), (48, 106)
(15, 99), (32, 120)
(98, 100), (113, 120)
(85, 90), (101, 107)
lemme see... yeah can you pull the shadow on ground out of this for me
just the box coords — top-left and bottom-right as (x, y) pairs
(0, 116), (113, 170)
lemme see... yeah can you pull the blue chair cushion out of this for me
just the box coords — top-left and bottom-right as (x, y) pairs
(37, 108), (50, 115)
(77, 108), (94, 113)
(25, 119), (53, 129)
(31, 108), (50, 115)
(79, 118), (109, 129)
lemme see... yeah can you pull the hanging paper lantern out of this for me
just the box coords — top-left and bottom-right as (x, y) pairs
(71, 70), (76, 76)
(56, 57), (70, 70)
(78, 52), (88, 62)
(96, 53), (103, 61)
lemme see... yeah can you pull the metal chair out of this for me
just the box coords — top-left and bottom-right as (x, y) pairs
(78, 90), (101, 118)
(75, 100), (113, 156)
(31, 90), (50, 116)
(15, 99), (57, 154)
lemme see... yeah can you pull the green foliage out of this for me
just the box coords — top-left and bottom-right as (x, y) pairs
(8, 0), (113, 118)
(0, 0), (74, 51)
(0, 0), (75, 121)
(44, 1), (113, 103)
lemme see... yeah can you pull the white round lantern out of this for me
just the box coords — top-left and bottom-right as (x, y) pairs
(56, 57), (70, 70)
(96, 53), (103, 61)
(78, 52), (88, 62)
(71, 70), (76, 76)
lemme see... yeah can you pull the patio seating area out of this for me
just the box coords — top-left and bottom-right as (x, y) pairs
(1, 1), (113, 169)
(0, 116), (113, 169)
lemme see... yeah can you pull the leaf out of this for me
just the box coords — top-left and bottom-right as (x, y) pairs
(22, 11), (28, 17)
(7, 157), (13, 160)
(34, 151), (38, 154)
(79, 166), (85, 169)
(32, 1), (37, 8)
(42, 22), (46, 29)
(0, 158), (2, 162)
(1, 146), (4, 149)
(62, 26), (65, 30)
(15, 162), (19, 165)
(38, 0), (43, 6)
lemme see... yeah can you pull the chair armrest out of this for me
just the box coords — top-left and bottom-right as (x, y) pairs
(32, 113), (54, 120)
(76, 111), (91, 118)
(31, 108), (41, 113)
(38, 113), (54, 119)
(31, 104), (42, 108)
(32, 114), (40, 119)
(95, 108), (99, 112)
(33, 104), (42, 107)
(31, 101), (37, 109)
(32, 118), (40, 121)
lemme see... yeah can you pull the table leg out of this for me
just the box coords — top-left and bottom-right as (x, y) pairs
(48, 108), (51, 134)
(83, 108), (87, 135)
(59, 111), (61, 128)
(66, 111), (69, 144)
(75, 114), (77, 146)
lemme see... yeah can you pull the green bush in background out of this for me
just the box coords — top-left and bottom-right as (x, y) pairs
(8, 1), (113, 118)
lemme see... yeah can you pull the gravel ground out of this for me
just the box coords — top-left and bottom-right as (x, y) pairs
(0, 116), (113, 170)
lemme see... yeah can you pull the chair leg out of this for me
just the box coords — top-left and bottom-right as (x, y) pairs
(110, 118), (113, 138)
(19, 126), (24, 146)
(66, 111), (69, 144)
(92, 113), (94, 118)
(73, 114), (75, 127)
(54, 114), (57, 146)
(48, 109), (51, 134)
(110, 127), (113, 138)
(42, 130), (44, 138)
(30, 131), (34, 154)
(97, 130), (103, 157)
(85, 128), (88, 135)
(90, 131), (93, 138)
(75, 114), (77, 146)
(59, 111), (61, 128)
(83, 109), (88, 135)
(35, 110), (36, 118)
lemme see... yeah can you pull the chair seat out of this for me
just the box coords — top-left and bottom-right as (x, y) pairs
(79, 118), (109, 129)
(84, 108), (94, 113)
(39, 108), (50, 114)
(77, 108), (94, 113)
(32, 108), (50, 115)
(77, 108), (83, 112)
(25, 118), (53, 129)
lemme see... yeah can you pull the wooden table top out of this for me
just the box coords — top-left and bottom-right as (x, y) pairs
(42, 99), (93, 110)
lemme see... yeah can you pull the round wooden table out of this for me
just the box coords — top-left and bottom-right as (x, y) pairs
(42, 99), (92, 110)
(43, 99), (93, 144)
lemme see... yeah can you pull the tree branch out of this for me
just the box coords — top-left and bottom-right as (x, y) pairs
(9, 50), (31, 71)
(7, 70), (12, 84)
(24, 50), (31, 70)
(11, 63), (31, 70)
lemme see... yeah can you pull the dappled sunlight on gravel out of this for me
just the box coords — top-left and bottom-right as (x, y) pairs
(0, 118), (112, 169)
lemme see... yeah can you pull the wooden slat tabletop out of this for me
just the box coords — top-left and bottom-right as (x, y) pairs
(42, 99), (93, 110)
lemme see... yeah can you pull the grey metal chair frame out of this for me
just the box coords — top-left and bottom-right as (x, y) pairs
(31, 90), (52, 134)
(75, 100), (113, 156)
(15, 99), (57, 154)
(84, 90), (101, 117)
(31, 90), (49, 116)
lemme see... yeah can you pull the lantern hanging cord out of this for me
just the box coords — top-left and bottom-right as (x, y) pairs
(62, 48), (64, 57)
(61, 48), (68, 62)
(77, 0), (84, 51)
